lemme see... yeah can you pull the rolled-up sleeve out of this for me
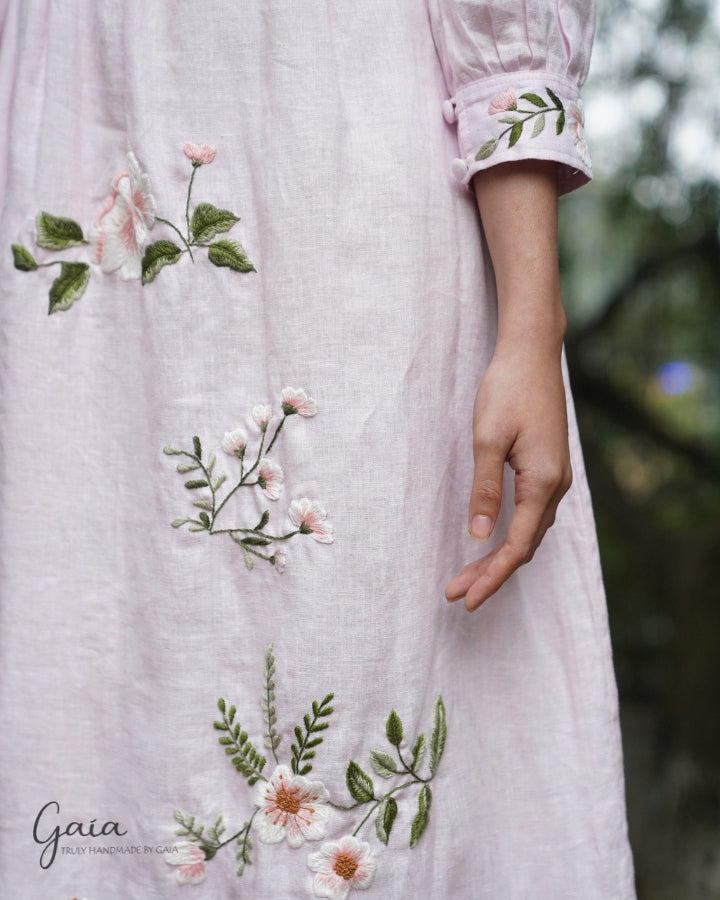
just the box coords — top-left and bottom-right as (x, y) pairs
(427, 0), (595, 195)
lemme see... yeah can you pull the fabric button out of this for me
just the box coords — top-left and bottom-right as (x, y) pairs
(451, 158), (468, 182)
(442, 99), (456, 124)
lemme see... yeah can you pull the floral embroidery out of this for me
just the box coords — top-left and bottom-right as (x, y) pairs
(307, 836), (376, 900)
(164, 841), (207, 884)
(254, 765), (331, 847)
(567, 100), (591, 168)
(10, 143), (255, 314)
(163, 387), (333, 571)
(165, 646), (447, 895)
(476, 87), (590, 168)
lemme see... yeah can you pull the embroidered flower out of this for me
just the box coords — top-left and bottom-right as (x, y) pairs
(258, 457), (284, 500)
(92, 152), (155, 281)
(280, 387), (317, 417)
(307, 836), (376, 900)
(488, 88), (517, 115)
(164, 841), (207, 885)
(272, 546), (287, 572)
(221, 427), (248, 458)
(253, 765), (330, 848)
(183, 142), (217, 166)
(253, 404), (272, 431)
(289, 499), (334, 544)
(567, 100), (591, 168)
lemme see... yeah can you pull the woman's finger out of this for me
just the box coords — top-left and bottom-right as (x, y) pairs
(468, 427), (508, 542)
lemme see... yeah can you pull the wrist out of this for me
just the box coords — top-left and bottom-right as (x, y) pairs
(494, 296), (566, 361)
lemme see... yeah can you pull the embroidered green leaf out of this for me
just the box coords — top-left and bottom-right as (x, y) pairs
(262, 645), (281, 756)
(497, 114), (521, 125)
(386, 709), (403, 747)
(206, 813), (226, 844)
(35, 211), (85, 250)
(556, 110), (566, 135)
(193, 499), (214, 511)
(531, 114), (546, 138)
(193, 436), (202, 459)
(199, 512), (210, 527)
(48, 262), (90, 314)
(173, 810), (205, 843)
(217, 698), (227, 716)
(141, 239), (182, 285)
(241, 545), (254, 570)
(375, 796), (398, 845)
(429, 696), (447, 776)
(207, 239), (256, 273)
(291, 693), (334, 775)
(235, 824), (253, 876)
(215, 702), (266, 786)
(520, 92), (548, 108)
(346, 760), (375, 803)
(508, 122), (524, 148)
(546, 86), (564, 110)
(411, 733), (426, 772)
(213, 473), (227, 491)
(410, 784), (432, 848)
(191, 202), (241, 243)
(11, 244), (38, 271)
(475, 138), (498, 161)
(185, 479), (209, 489)
(177, 462), (200, 473)
(256, 510), (270, 531)
(163, 446), (183, 455)
(370, 749), (398, 779)
(207, 451), (216, 474)
(171, 518), (191, 528)
(188, 524), (207, 532)
(242, 535), (272, 546)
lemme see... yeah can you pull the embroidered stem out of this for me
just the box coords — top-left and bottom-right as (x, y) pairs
(155, 215), (195, 261)
(264, 415), (287, 456)
(215, 810), (258, 851)
(351, 779), (419, 838)
(212, 527), (300, 541)
(185, 164), (199, 241)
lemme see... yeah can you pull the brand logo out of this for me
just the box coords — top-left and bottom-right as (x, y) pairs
(32, 801), (128, 869)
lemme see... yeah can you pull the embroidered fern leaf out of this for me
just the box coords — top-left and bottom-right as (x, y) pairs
(173, 810), (205, 842)
(206, 812), (226, 844)
(290, 693), (334, 775)
(214, 698), (267, 785)
(262, 645), (281, 761)
(235, 823), (253, 876)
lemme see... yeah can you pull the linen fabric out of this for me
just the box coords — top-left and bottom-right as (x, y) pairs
(0, 1), (636, 897)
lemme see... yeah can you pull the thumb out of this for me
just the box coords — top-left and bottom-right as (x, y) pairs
(468, 438), (506, 541)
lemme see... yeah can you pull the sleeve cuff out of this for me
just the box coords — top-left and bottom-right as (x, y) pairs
(444, 72), (592, 197)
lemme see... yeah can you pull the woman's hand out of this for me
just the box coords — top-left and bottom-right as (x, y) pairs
(446, 339), (572, 611)
(446, 159), (572, 611)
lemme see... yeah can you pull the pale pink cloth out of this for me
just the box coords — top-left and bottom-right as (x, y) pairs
(0, 1), (635, 898)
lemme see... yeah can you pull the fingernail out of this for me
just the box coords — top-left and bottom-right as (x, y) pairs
(470, 514), (492, 541)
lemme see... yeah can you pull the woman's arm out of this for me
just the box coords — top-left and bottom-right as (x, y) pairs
(446, 160), (573, 611)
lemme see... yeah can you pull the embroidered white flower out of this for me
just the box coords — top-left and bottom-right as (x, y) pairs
(289, 499), (334, 544)
(258, 457), (284, 500)
(273, 546), (287, 573)
(221, 427), (248, 457)
(567, 100), (591, 168)
(92, 152), (155, 281)
(164, 841), (207, 885)
(280, 387), (317, 417)
(253, 404), (272, 431)
(253, 765), (330, 848)
(183, 142), (217, 166)
(488, 88), (517, 115)
(307, 835), (376, 900)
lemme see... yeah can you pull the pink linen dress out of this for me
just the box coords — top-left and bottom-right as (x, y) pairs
(0, 1), (636, 897)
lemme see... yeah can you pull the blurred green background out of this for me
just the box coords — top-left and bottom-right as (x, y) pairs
(561, 1), (720, 896)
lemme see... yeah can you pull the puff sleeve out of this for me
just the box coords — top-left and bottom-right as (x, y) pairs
(427, 0), (595, 195)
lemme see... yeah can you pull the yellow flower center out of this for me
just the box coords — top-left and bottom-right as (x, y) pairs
(333, 852), (359, 880)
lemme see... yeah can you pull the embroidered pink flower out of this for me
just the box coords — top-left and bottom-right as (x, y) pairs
(164, 841), (207, 885)
(183, 142), (217, 166)
(280, 387), (317, 417)
(221, 427), (248, 457)
(289, 499), (334, 544)
(253, 765), (330, 848)
(307, 835), (376, 900)
(488, 88), (518, 115)
(567, 100), (591, 168)
(273, 546), (287, 573)
(258, 457), (284, 500)
(92, 152), (155, 281)
(253, 404), (272, 431)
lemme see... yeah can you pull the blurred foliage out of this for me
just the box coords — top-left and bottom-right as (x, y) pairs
(560, 0), (720, 895)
